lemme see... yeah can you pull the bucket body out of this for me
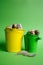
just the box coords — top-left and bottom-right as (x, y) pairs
(24, 34), (38, 53)
(5, 28), (24, 52)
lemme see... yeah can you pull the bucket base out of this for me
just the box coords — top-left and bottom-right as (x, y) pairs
(7, 49), (21, 53)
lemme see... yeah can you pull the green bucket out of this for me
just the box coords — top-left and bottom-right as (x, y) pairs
(24, 32), (40, 53)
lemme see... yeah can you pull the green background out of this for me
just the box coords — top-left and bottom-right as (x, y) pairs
(0, 0), (43, 65)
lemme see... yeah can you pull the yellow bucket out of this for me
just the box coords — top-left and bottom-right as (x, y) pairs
(5, 28), (24, 52)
